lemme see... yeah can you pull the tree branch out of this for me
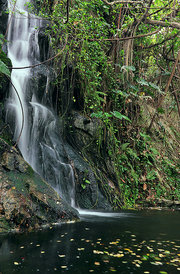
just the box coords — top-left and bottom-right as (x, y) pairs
(8, 36), (68, 70)
(148, 0), (173, 16)
(141, 31), (179, 49)
(5, 76), (24, 148)
(89, 29), (160, 42)
(102, 0), (143, 5)
(144, 18), (180, 29)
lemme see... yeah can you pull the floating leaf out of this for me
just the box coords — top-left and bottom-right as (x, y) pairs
(124, 248), (133, 253)
(93, 250), (104, 254)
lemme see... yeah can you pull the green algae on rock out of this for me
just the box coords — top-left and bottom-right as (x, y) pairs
(0, 139), (79, 233)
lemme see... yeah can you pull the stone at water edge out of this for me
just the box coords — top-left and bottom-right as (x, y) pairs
(0, 139), (79, 233)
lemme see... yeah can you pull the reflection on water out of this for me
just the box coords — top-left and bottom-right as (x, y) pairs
(0, 210), (180, 274)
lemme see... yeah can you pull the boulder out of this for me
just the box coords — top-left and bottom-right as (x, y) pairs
(0, 138), (79, 233)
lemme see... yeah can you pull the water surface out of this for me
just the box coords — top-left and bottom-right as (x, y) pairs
(0, 210), (179, 273)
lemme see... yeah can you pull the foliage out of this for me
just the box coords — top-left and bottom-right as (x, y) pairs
(0, 35), (11, 77)
(33, 0), (180, 208)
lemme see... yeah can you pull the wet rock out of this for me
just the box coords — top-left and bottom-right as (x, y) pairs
(64, 142), (112, 210)
(0, 138), (79, 233)
(1, 151), (29, 172)
(73, 112), (99, 136)
(65, 111), (120, 210)
(136, 198), (180, 210)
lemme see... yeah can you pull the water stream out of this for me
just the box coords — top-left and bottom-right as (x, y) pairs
(6, 0), (75, 206)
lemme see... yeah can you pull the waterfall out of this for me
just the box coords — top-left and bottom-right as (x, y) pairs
(6, 0), (75, 206)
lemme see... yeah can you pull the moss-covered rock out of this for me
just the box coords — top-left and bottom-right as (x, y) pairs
(0, 138), (79, 234)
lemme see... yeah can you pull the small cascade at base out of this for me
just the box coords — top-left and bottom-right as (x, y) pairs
(6, 0), (75, 206)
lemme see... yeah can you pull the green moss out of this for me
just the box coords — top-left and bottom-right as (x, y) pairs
(0, 217), (12, 233)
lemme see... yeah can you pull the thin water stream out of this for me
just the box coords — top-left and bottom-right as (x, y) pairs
(0, 210), (180, 273)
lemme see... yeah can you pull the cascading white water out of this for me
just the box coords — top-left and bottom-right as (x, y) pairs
(6, 0), (75, 206)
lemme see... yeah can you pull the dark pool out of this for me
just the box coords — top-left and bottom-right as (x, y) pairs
(0, 210), (180, 273)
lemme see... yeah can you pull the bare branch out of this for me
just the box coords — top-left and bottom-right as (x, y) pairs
(102, 0), (143, 5)
(5, 76), (24, 148)
(144, 18), (180, 29)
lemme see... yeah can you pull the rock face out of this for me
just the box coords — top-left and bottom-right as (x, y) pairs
(65, 111), (121, 210)
(0, 138), (78, 234)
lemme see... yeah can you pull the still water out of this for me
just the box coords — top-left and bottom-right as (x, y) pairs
(0, 210), (179, 274)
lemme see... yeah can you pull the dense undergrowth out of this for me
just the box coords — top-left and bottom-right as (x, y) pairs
(1, 0), (180, 208)
(29, 0), (180, 207)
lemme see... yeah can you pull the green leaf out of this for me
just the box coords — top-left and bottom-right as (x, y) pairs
(140, 132), (151, 141)
(121, 143), (130, 151)
(157, 107), (165, 114)
(136, 78), (149, 86)
(121, 65), (136, 72)
(91, 111), (103, 118)
(0, 60), (10, 77)
(149, 82), (161, 93)
(111, 111), (131, 122)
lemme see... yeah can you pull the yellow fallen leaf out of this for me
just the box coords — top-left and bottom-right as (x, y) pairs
(124, 248), (133, 253)
(114, 254), (124, 258)
(94, 262), (100, 266)
(14, 262), (19, 265)
(109, 242), (118, 245)
(93, 250), (103, 254)
(61, 266), (67, 269)
(41, 251), (45, 254)
(58, 255), (65, 257)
